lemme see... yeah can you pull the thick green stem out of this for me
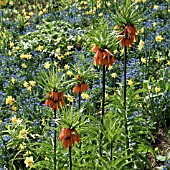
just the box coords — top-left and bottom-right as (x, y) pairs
(54, 109), (57, 170)
(69, 146), (72, 170)
(100, 65), (106, 156)
(124, 46), (129, 151)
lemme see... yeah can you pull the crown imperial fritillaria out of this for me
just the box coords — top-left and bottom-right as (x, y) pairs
(59, 128), (80, 149)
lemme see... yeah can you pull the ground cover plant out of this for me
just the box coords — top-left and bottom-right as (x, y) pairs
(0, 0), (170, 169)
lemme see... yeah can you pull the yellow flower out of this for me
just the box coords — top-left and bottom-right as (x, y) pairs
(19, 143), (26, 150)
(140, 27), (144, 33)
(0, 0), (7, 5)
(138, 40), (144, 51)
(29, 12), (34, 16)
(66, 71), (73, 76)
(23, 81), (29, 88)
(155, 87), (160, 94)
(67, 45), (73, 50)
(167, 61), (170, 66)
(11, 77), (15, 84)
(156, 57), (162, 63)
(98, 13), (103, 17)
(44, 62), (51, 69)
(111, 73), (117, 78)
(12, 116), (18, 123)
(13, 9), (18, 13)
(19, 129), (27, 139)
(107, 2), (111, 7)
(21, 63), (27, 68)
(16, 46), (20, 50)
(6, 96), (14, 105)
(24, 156), (34, 167)
(135, 94), (139, 99)
(81, 93), (90, 100)
(64, 64), (69, 70)
(55, 48), (60, 53)
(38, 11), (43, 16)
(29, 81), (36, 87)
(147, 85), (152, 92)
(155, 35), (163, 42)
(0, 119), (2, 124)
(37, 45), (43, 52)
(141, 57), (146, 64)
(54, 61), (57, 66)
(10, 42), (14, 48)
(56, 37), (62, 43)
(153, 22), (156, 27)
(26, 151), (31, 155)
(120, 48), (124, 55)
(67, 94), (74, 102)
(127, 80), (133, 86)
(41, 118), (45, 124)
(113, 49), (118, 54)
(108, 65), (113, 70)
(27, 86), (32, 91)
(8, 51), (12, 56)
(12, 105), (17, 111)
(154, 5), (159, 10)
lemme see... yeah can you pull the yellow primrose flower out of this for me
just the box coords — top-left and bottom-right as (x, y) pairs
(120, 48), (124, 54)
(64, 64), (69, 70)
(8, 51), (12, 56)
(81, 93), (90, 100)
(19, 129), (27, 139)
(66, 71), (73, 76)
(26, 151), (31, 156)
(111, 73), (117, 78)
(127, 80), (133, 86)
(10, 42), (14, 48)
(12, 116), (18, 123)
(27, 86), (32, 91)
(37, 45), (43, 52)
(55, 48), (60, 53)
(56, 37), (62, 43)
(141, 57), (146, 64)
(29, 12), (34, 16)
(140, 27), (144, 33)
(11, 77), (15, 84)
(67, 45), (73, 50)
(156, 57), (162, 63)
(43, 8), (47, 13)
(41, 118), (45, 124)
(155, 35), (163, 42)
(108, 65), (113, 70)
(29, 81), (36, 87)
(167, 60), (170, 66)
(154, 5), (159, 10)
(21, 63), (27, 68)
(6, 96), (14, 105)
(0, 0), (7, 6)
(38, 11), (43, 16)
(135, 94), (139, 99)
(24, 156), (34, 167)
(98, 13), (103, 17)
(155, 87), (160, 94)
(113, 49), (118, 54)
(23, 81), (29, 88)
(107, 2), (111, 7)
(44, 62), (51, 69)
(148, 85), (152, 92)
(54, 61), (57, 66)
(67, 94), (74, 102)
(16, 46), (20, 50)
(12, 105), (17, 111)
(19, 143), (26, 150)
(13, 9), (18, 13)
(0, 119), (2, 124)
(153, 22), (156, 27)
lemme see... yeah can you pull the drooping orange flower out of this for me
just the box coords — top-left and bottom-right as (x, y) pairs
(115, 24), (137, 47)
(92, 45), (116, 67)
(45, 90), (66, 110)
(59, 128), (80, 149)
(72, 82), (89, 94)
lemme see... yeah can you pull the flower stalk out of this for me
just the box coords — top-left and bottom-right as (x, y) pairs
(69, 146), (72, 170)
(54, 109), (57, 170)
